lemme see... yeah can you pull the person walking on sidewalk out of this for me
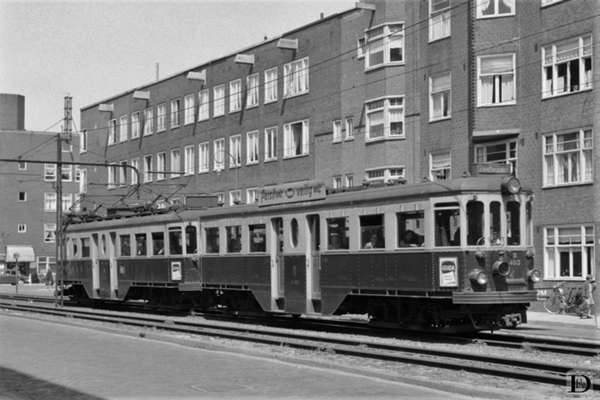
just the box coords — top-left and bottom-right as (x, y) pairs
(579, 274), (596, 319)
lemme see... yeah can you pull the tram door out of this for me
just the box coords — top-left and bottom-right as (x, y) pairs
(271, 217), (284, 299)
(307, 215), (321, 304)
(91, 234), (100, 299)
(98, 233), (112, 299)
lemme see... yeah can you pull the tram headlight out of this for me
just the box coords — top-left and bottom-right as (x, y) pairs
(501, 176), (521, 194)
(492, 260), (510, 277)
(527, 269), (541, 283)
(469, 269), (488, 286)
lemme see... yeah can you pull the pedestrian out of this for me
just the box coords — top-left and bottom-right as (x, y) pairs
(44, 269), (54, 286)
(579, 274), (596, 319)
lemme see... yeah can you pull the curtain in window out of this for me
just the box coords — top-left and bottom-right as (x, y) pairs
(500, 75), (514, 102)
(430, 11), (450, 41)
(555, 39), (579, 62)
(480, 76), (494, 104)
(368, 110), (384, 138)
(544, 155), (554, 185)
(389, 109), (403, 135)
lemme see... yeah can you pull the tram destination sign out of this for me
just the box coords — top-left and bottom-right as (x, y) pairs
(258, 180), (326, 206)
(472, 163), (512, 176)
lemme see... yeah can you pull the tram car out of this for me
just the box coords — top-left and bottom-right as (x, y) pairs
(62, 175), (540, 332)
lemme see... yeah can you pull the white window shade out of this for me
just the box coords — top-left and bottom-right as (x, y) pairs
(480, 55), (513, 74)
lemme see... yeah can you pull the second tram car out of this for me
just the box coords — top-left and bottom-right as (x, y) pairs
(62, 176), (541, 332)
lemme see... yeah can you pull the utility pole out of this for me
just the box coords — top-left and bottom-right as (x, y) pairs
(55, 95), (72, 307)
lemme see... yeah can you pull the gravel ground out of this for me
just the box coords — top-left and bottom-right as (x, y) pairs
(5, 308), (598, 400)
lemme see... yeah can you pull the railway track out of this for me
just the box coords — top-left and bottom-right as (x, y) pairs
(1, 292), (597, 358)
(1, 299), (598, 391)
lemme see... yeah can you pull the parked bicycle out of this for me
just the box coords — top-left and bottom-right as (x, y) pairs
(543, 283), (583, 315)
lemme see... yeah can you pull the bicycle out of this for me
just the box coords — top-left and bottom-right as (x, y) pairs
(543, 284), (582, 315)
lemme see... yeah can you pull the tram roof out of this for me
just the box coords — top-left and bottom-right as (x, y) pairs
(65, 176), (531, 233)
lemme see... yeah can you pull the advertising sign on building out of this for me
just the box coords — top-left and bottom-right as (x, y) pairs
(258, 180), (326, 207)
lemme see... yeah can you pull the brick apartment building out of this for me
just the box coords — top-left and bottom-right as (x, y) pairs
(79, 0), (599, 289)
(0, 93), (81, 280)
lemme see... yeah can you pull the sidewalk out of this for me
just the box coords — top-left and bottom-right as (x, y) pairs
(526, 310), (599, 333)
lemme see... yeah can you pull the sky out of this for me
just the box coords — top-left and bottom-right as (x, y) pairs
(0, 0), (357, 133)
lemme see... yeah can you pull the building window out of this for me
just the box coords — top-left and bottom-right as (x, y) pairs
(61, 165), (72, 182)
(74, 166), (81, 182)
(62, 193), (72, 211)
(475, 140), (517, 175)
(247, 187), (258, 204)
(44, 193), (56, 211)
(18, 192), (26, 202)
(429, 0), (450, 41)
(365, 23), (403, 69)
(44, 223), (56, 243)
(131, 112), (140, 139)
(157, 152), (166, 181)
(157, 103), (166, 132)
(247, 73), (259, 108)
(184, 94), (195, 125)
(477, 0), (515, 18)
(130, 158), (139, 185)
(144, 155), (152, 183)
(80, 129), (87, 152)
(184, 145), (194, 175)
(107, 164), (116, 189)
(365, 97), (404, 140)
(229, 190), (241, 206)
(333, 176), (342, 189)
(230, 135), (242, 167)
(108, 119), (117, 145)
(79, 169), (87, 194)
(430, 72), (451, 120)
(478, 54), (515, 106)
(229, 80), (242, 113)
(214, 85), (225, 117)
(214, 192), (224, 205)
(214, 139), (225, 171)
(345, 175), (354, 187)
(44, 164), (56, 181)
(542, 0), (564, 6)
(119, 115), (128, 142)
(198, 89), (209, 121)
(18, 223), (26, 233)
(170, 149), (181, 178)
(357, 37), (366, 58)
(366, 167), (405, 182)
(345, 118), (354, 140)
(119, 161), (127, 186)
(247, 131), (259, 165)
(265, 127), (277, 161)
(199, 142), (209, 173)
(265, 67), (277, 103)
(171, 99), (180, 128)
(544, 129), (593, 187)
(143, 107), (153, 136)
(542, 35), (592, 98)
(284, 57), (309, 98)
(430, 152), (451, 180)
(545, 226), (594, 280)
(283, 120), (309, 158)
(333, 120), (342, 142)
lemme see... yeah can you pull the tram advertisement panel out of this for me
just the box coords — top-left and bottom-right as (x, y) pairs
(439, 257), (458, 287)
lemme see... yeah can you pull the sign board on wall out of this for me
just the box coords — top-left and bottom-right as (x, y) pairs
(258, 180), (326, 207)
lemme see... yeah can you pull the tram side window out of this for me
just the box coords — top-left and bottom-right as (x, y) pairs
(361, 214), (384, 249)
(152, 232), (165, 255)
(490, 201), (502, 246)
(135, 234), (147, 256)
(327, 217), (349, 250)
(249, 224), (266, 253)
(206, 227), (220, 254)
(81, 237), (90, 258)
(73, 239), (78, 258)
(227, 226), (242, 253)
(168, 227), (182, 255)
(120, 234), (131, 256)
(186, 225), (197, 254)
(435, 204), (460, 247)
(397, 212), (424, 247)
(506, 201), (521, 246)
(467, 201), (484, 246)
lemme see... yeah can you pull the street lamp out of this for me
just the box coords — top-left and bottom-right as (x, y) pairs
(215, 149), (240, 205)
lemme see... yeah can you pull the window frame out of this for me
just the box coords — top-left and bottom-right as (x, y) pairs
(44, 223), (56, 243)
(543, 129), (593, 187)
(477, 54), (516, 106)
(184, 94), (195, 125)
(476, 0), (515, 19)
(333, 120), (342, 143)
(229, 79), (242, 113)
(184, 145), (194, 175)
(170, 149), (181, 179)
(365, 96), (404, 141)
(170, 99), (180, 128)
(143, 107), (153, 136)
(143, 155), (153, 183)
(265, 126), (278, 162)
(230, 135), (242, 168)
(157, 103), (166, 132)
(283, 57), (309, 98)
(198, 89), (209, 121)
(430, 72), (451, 121)
(544, 225), (594, 280)
(247, 73), (259, 108)
(131, 112), (140, 139)
(283, 119), (309, 158)
(214, 85), (225, 117)
(44, 192), (57, 212)
(430, 152), (451, 181)
(429, 0), (451, 42)
(108, 119), (117, 145)
(198, 142), (209, 173)
(475, 139), (518, 175)
(119, 115), (128, 142)
(542, 35), (593, 98)
(214, 139), (225, 171)
(264, 67), (278, 104)
(156, 152), (166, 181)
(364, 23), (404, 70)
(130, 158), (140, 185)
(246, 130), (259, 165)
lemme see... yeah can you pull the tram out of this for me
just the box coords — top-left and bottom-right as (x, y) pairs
(62, 175), (540, 332)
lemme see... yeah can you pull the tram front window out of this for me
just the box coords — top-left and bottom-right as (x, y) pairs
(327, 217), (349, 250)
(467, 201), (484, 246)
(490, 202), (502, 246)
(506, 201), (521, 246)
(169, 227), (182, 255)
(435, 204), (460, 247)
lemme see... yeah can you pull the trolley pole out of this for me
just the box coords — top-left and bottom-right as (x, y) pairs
(55, 95), (72, 307)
